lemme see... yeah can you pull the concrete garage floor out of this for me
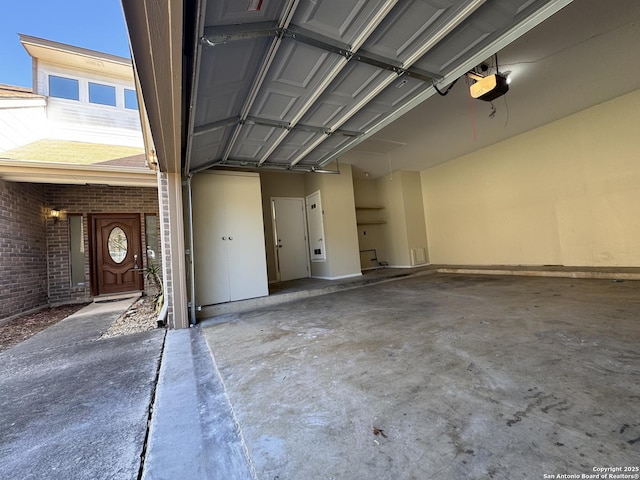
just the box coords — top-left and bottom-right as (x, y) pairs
(202, 274), (640, 480)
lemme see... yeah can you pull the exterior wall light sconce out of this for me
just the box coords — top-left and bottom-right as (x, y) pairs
(50, 209), (61, 222)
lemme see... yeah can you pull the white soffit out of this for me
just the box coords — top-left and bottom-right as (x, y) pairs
(0, 160), (156, 187)
(20, 35), (134, 81)
(185, 0), (572, 174)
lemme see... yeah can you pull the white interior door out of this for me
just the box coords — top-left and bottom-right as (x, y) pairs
(272, 197), (309, 282)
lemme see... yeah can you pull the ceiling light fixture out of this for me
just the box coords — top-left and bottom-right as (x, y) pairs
(503, 70), (512, 84)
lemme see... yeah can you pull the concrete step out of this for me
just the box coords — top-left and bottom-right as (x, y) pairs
(142, 328), (254, 480)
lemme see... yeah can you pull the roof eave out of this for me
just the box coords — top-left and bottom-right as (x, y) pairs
(0, 159), (157, 187)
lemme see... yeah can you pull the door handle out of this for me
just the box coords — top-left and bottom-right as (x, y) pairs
(229, 236), (233, 241)
(222, 236), (227, 240)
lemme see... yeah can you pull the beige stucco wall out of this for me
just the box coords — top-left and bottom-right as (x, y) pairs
(421, 88), (640, 267)
(374, 171), (429, 267)
(378, 172), (410, 266)
(401, 171), (429, 265)
(304, 163), (361, 279)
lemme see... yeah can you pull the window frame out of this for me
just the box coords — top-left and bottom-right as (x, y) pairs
(68, 214), (86, 287)
(88, 82), (117, 107)
(124, 88), (139, 110)
(49, 75), (80, 101)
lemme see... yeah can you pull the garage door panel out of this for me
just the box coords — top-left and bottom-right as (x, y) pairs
(413, 0), (547, 75)
(362, 0), (456, 63)
(269, 131), (325, 163)
(229, 124), (283, 161)
(300, 100), (346, 129)
(413, 18), (495, 74)
(249, 38), (343, 122)
(204, 0), (285, 27)
(291, 0), (395, 46)
(299, 62), (385, 128)
(190, 126), (235, 170)
(195, 39), (271, 126)
(296, 134), (356, 166)
(341, 76), (430, 132)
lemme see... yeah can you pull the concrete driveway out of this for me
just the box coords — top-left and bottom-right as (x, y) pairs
(0, 298), (164, 480)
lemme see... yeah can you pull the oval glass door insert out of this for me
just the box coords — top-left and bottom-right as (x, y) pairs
(108, 227), (128, 263)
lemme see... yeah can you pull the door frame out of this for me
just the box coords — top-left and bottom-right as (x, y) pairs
(88, 213), (144, 296)
(270, 196), (311, 283)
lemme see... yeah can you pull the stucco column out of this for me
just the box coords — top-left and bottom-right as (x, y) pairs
(158, 171), (189, 329)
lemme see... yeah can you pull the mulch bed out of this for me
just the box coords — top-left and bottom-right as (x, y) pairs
(0, 303), (89, 353)
(1, 296), (162, 354)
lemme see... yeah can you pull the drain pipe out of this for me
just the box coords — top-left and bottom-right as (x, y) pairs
(157, 297), (168, 327)
(186, 175), (197, 326)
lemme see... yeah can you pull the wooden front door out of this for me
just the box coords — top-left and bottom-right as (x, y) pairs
(90, 214), (143, 296)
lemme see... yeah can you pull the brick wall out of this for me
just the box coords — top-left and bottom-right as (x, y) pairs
(0, 180), (48, 320)
(1, 181), (160, 322)
(45, 184), (160, 304)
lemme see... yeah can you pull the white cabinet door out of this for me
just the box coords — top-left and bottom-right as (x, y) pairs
(192, 173), (230, 305)
(192, 171), (268, 306)
(224, 173), (269, 301)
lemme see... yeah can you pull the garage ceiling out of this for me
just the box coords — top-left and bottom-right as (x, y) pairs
(185, 0), (574, 175)
(346, 0), (640, 178)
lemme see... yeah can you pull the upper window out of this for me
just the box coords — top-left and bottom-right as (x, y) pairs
(89, 82), (116, 106)
(49, 76), (79, 100)
(124, 89), (138, 110)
